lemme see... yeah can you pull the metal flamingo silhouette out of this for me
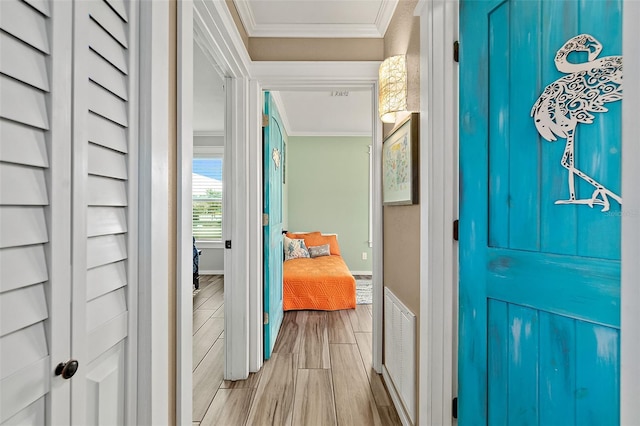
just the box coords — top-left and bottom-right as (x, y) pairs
(531, 34), (623, 212)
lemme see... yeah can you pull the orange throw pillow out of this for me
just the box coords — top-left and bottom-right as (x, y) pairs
(285, 232), (342, 256)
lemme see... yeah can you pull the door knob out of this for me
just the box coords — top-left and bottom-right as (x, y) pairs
(55, 360), (79, 379)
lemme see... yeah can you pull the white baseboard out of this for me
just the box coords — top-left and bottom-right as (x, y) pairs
(382, 365), (413, 426)
(351, 270), (373, 276)
(199, 270), (224, 275)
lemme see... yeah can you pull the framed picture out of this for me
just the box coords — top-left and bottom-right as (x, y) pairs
(382, 112), (419, 205)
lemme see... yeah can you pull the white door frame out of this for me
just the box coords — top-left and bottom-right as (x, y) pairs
(176, 3), (253, 424)
(621, 2), (640, 422)
(249, 61), (384, 373)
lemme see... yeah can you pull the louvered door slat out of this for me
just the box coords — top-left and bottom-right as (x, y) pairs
(86, 234), (127, 269)
(87, 207), (127, 237)
(0, 206), (48, 248)
(0, 163), (48, 205)
(88, 143), (128, 179)
(1, 396), (45, 425)
(87, 113), (128, 153)
(0, 284), (47, 336)
(86, 261), (127, 301)
(105, 0), (128, 23)
(87, 175), (127, 206)
(0, 0), (50, 54)
(88, 18), (128, 74)
(0, 323), (48, 380)
(23, 0), (50, 17)
(86, 288), (126, 332)
(0, 245), (48, 293)
(0, 357), (49, 423)
(0, 32), (49, 91)
(0, 76), (49, 130)
(0, 119), (48, 167)
(88, 51), (128, 100)
(88, 82), (128, 126)
(88, 0), (128, 48)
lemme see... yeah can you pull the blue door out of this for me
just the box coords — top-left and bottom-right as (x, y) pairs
(263, 92), (284, 359)
(459, 0), (622, 423)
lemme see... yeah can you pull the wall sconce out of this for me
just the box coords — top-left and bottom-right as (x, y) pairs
(378, 55), (407, 124)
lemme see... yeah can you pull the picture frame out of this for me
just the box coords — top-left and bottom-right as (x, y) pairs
(382, 112), (419, 205)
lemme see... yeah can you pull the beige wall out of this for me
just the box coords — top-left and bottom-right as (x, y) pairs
(225, 0), (249, 49)
(249, 38), (384, 61)
(382, 0), (421, 421)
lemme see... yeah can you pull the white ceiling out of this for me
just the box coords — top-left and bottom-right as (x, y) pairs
(275, 90), (372, 136)
(233, 0), (398, 38)
(193, 41), (225, 133)
(194, 1), (381, 136)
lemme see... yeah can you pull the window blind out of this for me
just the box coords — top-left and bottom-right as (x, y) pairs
(193, 155), (223, 241)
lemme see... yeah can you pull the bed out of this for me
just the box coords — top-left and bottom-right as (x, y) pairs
(283, 232), (356, 311)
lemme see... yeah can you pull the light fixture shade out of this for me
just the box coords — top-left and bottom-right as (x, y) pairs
(378, 55), (407, 124)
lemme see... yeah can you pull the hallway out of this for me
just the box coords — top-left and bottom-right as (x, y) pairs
(192, 275), (401, 425)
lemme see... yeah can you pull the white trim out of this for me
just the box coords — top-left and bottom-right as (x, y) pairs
(248, 81), (264, 373)
(233, 0), (398, 39)
(177, 1), (194, 425)
(193, 145), (224, 156)
(252, 61), (384, 377)
(371, 84), (384, 373)
(138, 0), (170, 424)
(193, 130), (225, 137)
(351, 271), (374, 276)
(125, 2), (140, 423)
(198, 269), (225, 276)
(47, 2), (73, 423)
(193, 0), (251, 78)
(224, 76), (251, 380)
(382, 366), (412, 426)
(286, 130), (373, 137)
(621, 2), (640, 422)
(252, 61), (381, 87)
(416, 0), (458, 425)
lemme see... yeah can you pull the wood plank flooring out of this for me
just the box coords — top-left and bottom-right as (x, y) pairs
(193, 275), (401, 426)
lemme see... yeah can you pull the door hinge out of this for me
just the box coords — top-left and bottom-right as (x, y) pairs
(453, 219), (459, 241)
(263, 312), (269, 324)
(263, 213), (269, 226)
(225, 240), (232, 249)
(453, 40), (459, 63)
(262, 114), (269, 127)
(452, 397), (458, 419)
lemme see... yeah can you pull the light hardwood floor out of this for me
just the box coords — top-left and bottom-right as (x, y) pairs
(193, 275), (401, 426)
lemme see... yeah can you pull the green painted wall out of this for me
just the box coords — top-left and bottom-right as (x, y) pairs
(287, 136), (372, 272)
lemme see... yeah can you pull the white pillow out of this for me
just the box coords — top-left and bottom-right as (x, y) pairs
(284, 236), (310, 261)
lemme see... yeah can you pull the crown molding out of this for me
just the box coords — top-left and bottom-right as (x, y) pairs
(233, 0), (398, 38)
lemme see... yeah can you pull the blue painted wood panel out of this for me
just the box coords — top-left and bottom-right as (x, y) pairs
(263, 92), (284, 360)
(460, 0), (622, 423)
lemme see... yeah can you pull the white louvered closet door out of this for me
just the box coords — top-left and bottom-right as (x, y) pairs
(0, 0), (138, 424)
(70, 0), (138, 424)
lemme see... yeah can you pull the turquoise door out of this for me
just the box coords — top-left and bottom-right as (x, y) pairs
(459, 0), (622, 423)
(263, 92), (284, 360)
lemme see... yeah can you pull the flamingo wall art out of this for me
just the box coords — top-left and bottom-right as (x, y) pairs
(531, 34), (623, 212)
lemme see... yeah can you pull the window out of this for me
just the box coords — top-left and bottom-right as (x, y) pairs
(193, 147), (223, 242)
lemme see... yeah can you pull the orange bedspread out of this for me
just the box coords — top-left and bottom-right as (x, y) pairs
(283, 255), (356, 311)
